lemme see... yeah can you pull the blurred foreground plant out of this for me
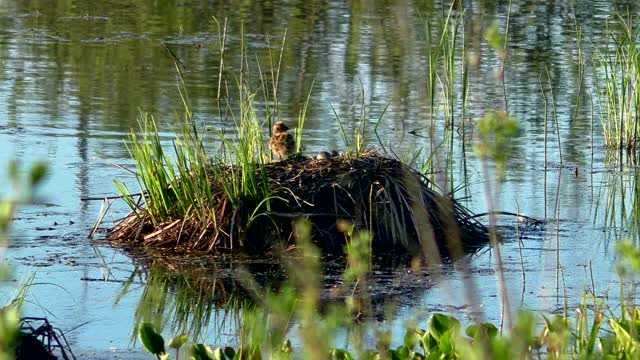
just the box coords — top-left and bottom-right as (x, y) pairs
(474, 111), (520, 181)
(0, 160), (47, 360)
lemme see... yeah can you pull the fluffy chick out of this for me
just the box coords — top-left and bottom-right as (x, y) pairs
(269, 121), (295, 160)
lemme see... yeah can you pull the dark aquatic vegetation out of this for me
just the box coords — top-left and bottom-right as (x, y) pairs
(17, 317), (75, 360)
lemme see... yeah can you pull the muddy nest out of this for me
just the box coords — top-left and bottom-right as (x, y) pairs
(108, 151), (489, 258)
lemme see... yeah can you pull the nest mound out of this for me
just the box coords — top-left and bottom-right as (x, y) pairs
(108, 151), (489, 258)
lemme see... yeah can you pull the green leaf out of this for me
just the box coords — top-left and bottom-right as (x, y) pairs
(361, 350), (379, 360)
(610, 319), (632, 350)
(585, 313), (603, 354)
(466, 323), (499, 340)
(0, 202), (12, 232)
(191, 344), (216, 360)
(168, 334), (188, 350)
(249, 346), (263, 360)
(438, 331), (454, 355)
(232, 346), (262, 360)
(0, 263), (11, 282)
(393, 345), (411, 359)
(139, 322), (166, 356)
(428, 313), (460, 341)
(421, 333), (438, 353)
(599, 335), (616, 355)
(484, 21), (505, 55)
(211, 346), (225, 360)
(425, 351), (442, 360)
(0, 307), (20, 351)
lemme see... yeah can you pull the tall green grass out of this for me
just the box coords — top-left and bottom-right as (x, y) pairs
(424, 3), (467, 127)
(421, 3), (470, 194)
(593, 14), (640, 150)
(331, 81), (385, 160)
(114, 100), (221, 229)
(114, 20), (313, 247)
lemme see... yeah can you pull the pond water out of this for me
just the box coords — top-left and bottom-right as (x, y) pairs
(1, 0), (640, 356)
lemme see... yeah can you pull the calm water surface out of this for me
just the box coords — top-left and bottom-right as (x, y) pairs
(1, 0), (639, 356)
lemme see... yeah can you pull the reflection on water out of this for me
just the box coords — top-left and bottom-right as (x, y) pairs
(119, 248), (438, 348)
(1, 0), (640, 353)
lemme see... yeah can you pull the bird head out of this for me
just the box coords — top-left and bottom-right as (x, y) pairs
(272, 121), (289, 133)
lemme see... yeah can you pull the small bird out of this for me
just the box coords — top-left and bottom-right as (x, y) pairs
(316, 151), (331, 160)
(269, 121), (295, 160)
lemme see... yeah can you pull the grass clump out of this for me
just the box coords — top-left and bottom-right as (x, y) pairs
(111, 99), (277, 252)
(112, 23), (285, 251)
(593, 14), (640, 150)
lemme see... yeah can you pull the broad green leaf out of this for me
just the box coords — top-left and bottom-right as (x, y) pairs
(0, 307), (20, 348)
(0, 263), (11, 282)
(438, 331), (455, 355)
(139, 322), (166, 356)
(466, 323), (499, 340)
(484, 21), (504, 53)
(393, 345), (411, 359)
(599, 335), (616, 355)
(0, 202), (11, 230)
(421, 333), (438, 353)
(429, 313), (460, 340)
(361, 350), (379, 360)
(233, 346), (262, 360)
(211, 346), (225, 360)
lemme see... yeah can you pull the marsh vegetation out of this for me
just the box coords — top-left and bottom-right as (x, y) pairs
(2, 0), (640, 357)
